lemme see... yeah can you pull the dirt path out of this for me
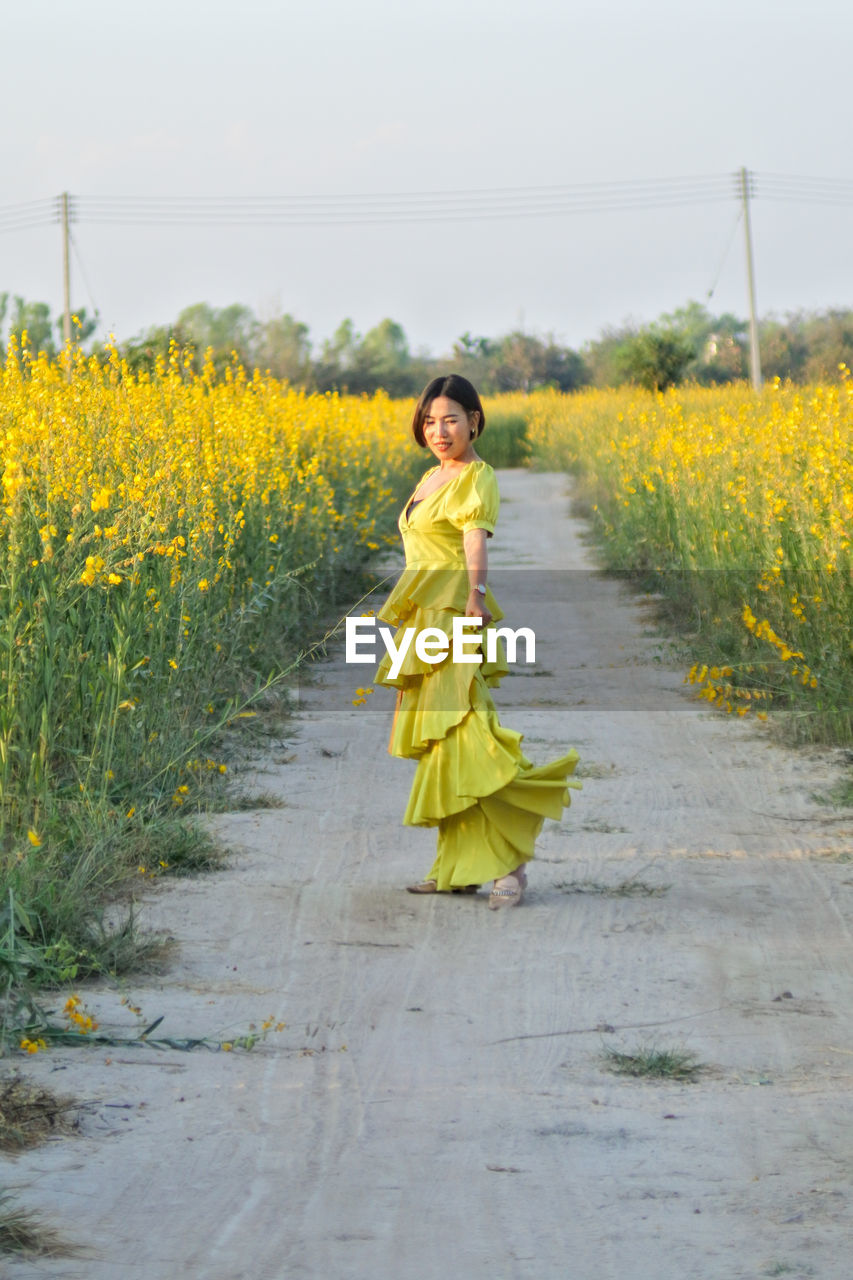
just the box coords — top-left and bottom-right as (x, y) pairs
(10, 471), (853, 1280)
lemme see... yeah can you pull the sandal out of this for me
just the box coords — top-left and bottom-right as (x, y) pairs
(488, 873), (525, 910)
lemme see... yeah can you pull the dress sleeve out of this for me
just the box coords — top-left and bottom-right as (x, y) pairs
(445, 463), (499, 537)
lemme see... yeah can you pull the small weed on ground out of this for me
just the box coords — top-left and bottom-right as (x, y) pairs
(0, 1080), (82, 1258)
(205, 789), (287, 814)
(813, 771), (853, 810)
(603, 1043), (704, 1082)
(574, 761), (617, 779)
(0, 1189), (76, 1258)
(0, 1076), (78, 1151)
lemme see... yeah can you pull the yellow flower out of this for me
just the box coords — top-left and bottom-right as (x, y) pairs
(27, 828), (42, 847)
(20, 1038), (46, 1054)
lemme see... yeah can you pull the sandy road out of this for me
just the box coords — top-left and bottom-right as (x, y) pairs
(9, 471), (853, 1280)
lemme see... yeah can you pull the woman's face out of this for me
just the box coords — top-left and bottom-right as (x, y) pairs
(423, 396), (479, 464)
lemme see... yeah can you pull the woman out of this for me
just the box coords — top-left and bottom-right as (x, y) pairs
(375, 374), (579, 909)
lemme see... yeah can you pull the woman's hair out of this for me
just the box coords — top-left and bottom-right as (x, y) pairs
(411, 374), (486, 448)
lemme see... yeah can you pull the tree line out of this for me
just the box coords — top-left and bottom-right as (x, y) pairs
(2, 291), (853, 393)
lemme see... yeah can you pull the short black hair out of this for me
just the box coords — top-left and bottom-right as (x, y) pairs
(411, 374), (486, 448)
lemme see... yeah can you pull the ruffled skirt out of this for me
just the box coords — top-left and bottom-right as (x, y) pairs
(376, 566), (579, 890)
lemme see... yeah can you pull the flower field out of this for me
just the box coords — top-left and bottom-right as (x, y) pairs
(0, 341), (420, 985)
(527, 380), (853, 744)
(4, 349), (852, 1021)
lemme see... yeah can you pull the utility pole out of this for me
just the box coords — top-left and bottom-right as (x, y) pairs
(739, 167), (762, 390)
(61, 192), (72, 351)
(59, 190), (71, 373)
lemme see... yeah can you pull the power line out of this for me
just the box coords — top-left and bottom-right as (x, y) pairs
(75, 176), (736, 226)
(78, 173), (734, 207)
(4, 173), (853, 234)
(756, 173), (853, 205)
(2, 172), (850, 375)
(3, 174), (853, 232)
(0, 196), (66, 236)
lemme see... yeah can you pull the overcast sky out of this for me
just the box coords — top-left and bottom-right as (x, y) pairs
(2, 0), (851, 354)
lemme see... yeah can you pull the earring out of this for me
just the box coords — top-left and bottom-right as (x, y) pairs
(470, 428), (476, 439)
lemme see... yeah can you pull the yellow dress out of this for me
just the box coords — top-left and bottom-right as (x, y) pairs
(375, 460), (580, 890)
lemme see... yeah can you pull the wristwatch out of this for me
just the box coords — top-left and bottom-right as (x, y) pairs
(473, 583), (487, 596)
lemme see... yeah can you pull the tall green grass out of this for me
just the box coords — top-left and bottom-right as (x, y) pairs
(0, 347), (420, 1026)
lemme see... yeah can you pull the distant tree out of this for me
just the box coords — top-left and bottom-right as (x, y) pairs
(539, 338), (588, 391)
(7, 297), (56, 357)
(0, 294), (98, 360)
(176, 302), (257, 370)
(693, 323), (747, 383)
(119, 323), (188, 374)
(450, 329), (587, 394)
(313, 318), (362, 391)
(311, 317), (429, 395)
(659, 300), (747, 384)
(54, 307), (98, 349)
(800, 309), (853, 381)
(357, 318), (414, 396)
(255, 312), (312, 383)
(584, 303), (749, 389)
(758, 314), (809, 382)
(618, 325), (696, 392)
(453, 332), (495, 362)
(492, 331), (542, 392)
(583, 323), (639, 388)
(449, 332), (499, 389)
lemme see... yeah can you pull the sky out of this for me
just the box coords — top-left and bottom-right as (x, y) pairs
(2, 0), (852, 355)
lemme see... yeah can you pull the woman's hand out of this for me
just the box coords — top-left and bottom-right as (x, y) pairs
(466, 587), (492, 628)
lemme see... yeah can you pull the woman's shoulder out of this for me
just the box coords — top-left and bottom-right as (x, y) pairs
(460, 458), (498, 494)
(435, 459), (495, 501)
(442, 458), (499, 531)
(460, 458), (495, 484)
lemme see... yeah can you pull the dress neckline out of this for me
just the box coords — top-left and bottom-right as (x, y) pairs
(407, 459), (482, 512)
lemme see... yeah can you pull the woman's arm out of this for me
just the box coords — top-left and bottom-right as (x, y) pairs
(463, 527), (492, 626)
